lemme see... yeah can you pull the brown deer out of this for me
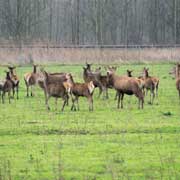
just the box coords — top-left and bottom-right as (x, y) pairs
(83, 64), (105, 98)
(24, 65), (40, 97)
(127, 69), (145, 93)
(8, 66), (20, 99)
(143, 68), (159, 97)
(95, 67), (112, 99)
(64, 73), (95, 111)
(39, 70), (69, 111)
(142, 67), (155, 104)
(107, 67), (144, 109)
(1, 71), (14, 104)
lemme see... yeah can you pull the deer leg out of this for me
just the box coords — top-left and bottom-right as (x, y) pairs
(71, 97), (76, 111)
(76, 96), (80, 111)
(139, 97), (144, 109)
(156, 84), (159, 98)
(152, 89), (155, 105)
(88, 96), (93, 111)
(31, 86), (33, 96)
(26, 84), (29, 97)
(8, 91), (11, 104)
(106, 88), (109, 99)
(16, 85), (19, 99)
(2, 92), (5, 104)
(142, 97), (144, 109)
(101, 86), (106, 100)
(149, 89), (152, 104)
(70, 93), (75, 111)
(45, 95), (50, 110)
(114, 91), (118, 100)
(120, 93), (124, 109)
(12, 87), (15, 98)
(66, 94), (69, 106)
(61, 97), (67, 112)
(117, 92), (121, 109)
(98, 86), (102, 98)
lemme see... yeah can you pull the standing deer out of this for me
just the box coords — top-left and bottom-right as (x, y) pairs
(24, 65), (41, 97)
(107, 67), (144, 109)
(142, 67), (155, 104)
(1, 71), (14, 104)
(143, 68), (159, 97)
(8, 66), (20, 99)
(83, 64), (105, 98)
(39, 70), (69, 111)
(64, 73), (95, 111)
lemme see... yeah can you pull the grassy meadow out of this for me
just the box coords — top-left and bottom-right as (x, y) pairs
(0, 63), (180, 180)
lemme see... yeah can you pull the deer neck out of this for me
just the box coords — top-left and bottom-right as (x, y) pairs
(33, 66), (37, 73)
(143, 71), (149, 79)
(108, 73), (116, 86)
(6, 73), (11, 80)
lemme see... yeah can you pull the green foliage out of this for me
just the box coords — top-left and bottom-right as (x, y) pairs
(0, 63), (180, 179)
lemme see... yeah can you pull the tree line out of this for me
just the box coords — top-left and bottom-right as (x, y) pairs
(0, 0), (180, 45)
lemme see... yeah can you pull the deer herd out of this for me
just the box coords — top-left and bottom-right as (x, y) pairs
(0, 63), (180, 112)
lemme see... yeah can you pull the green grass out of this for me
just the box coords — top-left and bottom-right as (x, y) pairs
(0, 63), (180, 179)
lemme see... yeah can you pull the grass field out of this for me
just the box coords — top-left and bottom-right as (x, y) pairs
(0, 63), (180, 180)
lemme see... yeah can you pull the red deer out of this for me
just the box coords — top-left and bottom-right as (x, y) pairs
(143, 68), (159, 97)
(127, 69), (145, 94)
(64, 73), (95, 111)
(1, 71), (14, 104)
(24, 65), (40, 97)
(8, 66), (20, 99)
(83, 64), (105, 98)
(39, 70), (69, 111)
(107, 67), (144, 109)
(142, 67), (155, 104)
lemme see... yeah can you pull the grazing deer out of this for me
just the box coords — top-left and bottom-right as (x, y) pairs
(8, 66), (20, 99)
(107, 67), (144, 109)
(39, 70), (69, 111)
(64, 73), (95, 111)
(1, 71), (14, 104)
